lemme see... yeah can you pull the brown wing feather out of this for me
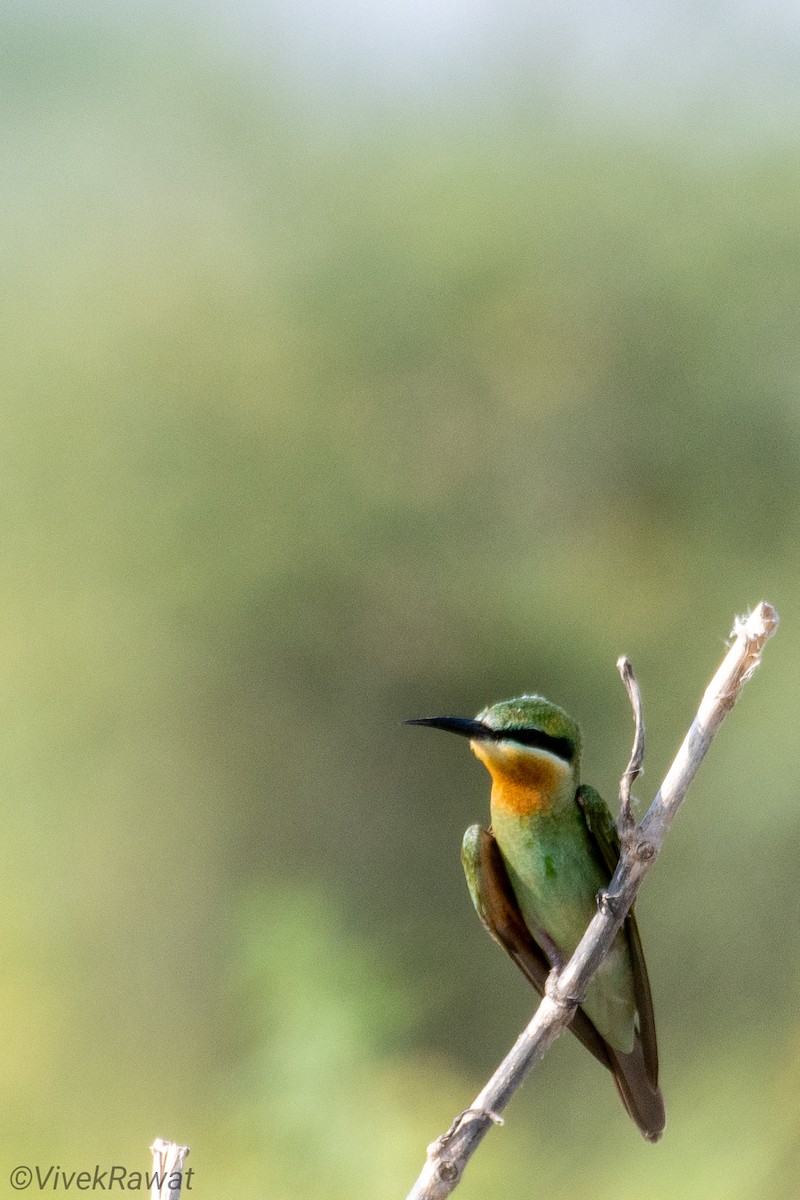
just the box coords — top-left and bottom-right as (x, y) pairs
(626, 909), (659, 1089)
(464, 817), (665, 1141)
(463, 825), (613, 1069)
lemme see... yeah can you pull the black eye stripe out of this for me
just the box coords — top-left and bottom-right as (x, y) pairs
(405, 714), (576, 762)
(489, 727), (575, 762)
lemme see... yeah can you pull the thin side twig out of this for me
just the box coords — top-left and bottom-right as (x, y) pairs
(405, 601), (779, 1200)
(616, 655), (645, 833)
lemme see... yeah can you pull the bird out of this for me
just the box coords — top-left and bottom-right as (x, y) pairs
(407, 693), (665, 1141)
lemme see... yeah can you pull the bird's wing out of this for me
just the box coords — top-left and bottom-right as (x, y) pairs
(461, 823), (613, 1070)
(575, 784), (660, 1090)
(462, 817), (664, 1140)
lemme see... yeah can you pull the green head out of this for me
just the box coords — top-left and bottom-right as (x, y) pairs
(476, 695), (581, 766)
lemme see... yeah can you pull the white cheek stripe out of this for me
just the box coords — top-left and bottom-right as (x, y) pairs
(472, 739), (572, 771)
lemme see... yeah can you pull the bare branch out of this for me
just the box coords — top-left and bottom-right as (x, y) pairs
(404, 602), (779, 1200)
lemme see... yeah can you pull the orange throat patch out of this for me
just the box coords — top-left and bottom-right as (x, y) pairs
(471, 741), (571, 815)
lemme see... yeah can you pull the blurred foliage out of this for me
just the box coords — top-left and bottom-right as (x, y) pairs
(2, 12), (800, 1200)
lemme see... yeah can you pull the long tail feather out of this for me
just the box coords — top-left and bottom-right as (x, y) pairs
(606, 1037), (666, 1142)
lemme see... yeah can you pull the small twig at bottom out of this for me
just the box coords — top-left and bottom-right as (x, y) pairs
(150, 1139), (191, 1200)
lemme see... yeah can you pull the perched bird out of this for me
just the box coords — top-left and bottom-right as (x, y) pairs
(407, 694), (665, 1141)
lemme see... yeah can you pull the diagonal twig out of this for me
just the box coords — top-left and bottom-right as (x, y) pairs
(404, 602), (779, 1200)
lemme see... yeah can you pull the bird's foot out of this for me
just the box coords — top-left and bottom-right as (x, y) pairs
(435, 1107), (504, 1150)
(597, 887), (620, 916)
(545, 968), (582, 1010)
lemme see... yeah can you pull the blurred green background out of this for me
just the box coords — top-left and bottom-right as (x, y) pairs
(3, 5), (800, 1198)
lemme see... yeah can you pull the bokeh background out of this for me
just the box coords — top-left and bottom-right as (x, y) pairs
(3, 3), (800, 1197)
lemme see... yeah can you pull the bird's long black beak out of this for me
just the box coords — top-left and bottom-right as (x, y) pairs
(405, 716), (493, 740)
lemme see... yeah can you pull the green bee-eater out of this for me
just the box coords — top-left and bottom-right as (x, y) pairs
(408, 694), (665, 1141)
